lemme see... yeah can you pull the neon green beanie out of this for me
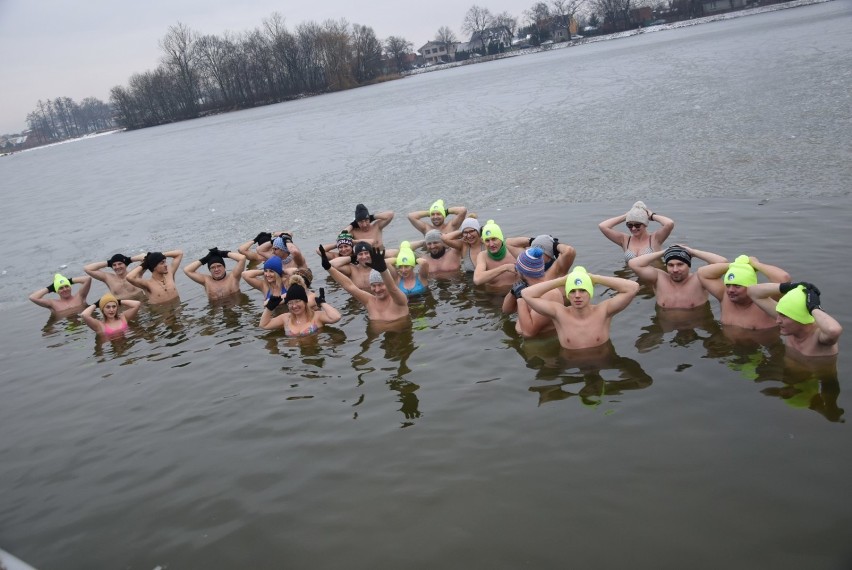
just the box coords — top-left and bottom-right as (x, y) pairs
(53, 274), (71, 291)
(429, 199), (447, 217)
(395, 241), (416, 267)
(565, 266), (594, 299)
(481, 219), (504, 243)
(724, 255), (757, 287)
(776, 285), (815, 324)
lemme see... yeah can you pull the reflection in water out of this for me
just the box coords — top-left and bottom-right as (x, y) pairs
(354, 322), (420, 426)
(761, 353), (844, 423)
(513, 338), (653, 408)
(635, 303), (721, 356)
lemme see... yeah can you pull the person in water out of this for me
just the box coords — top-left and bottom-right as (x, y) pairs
(395, 241), (430, 297)
(256, 234), (308, 274)
(697, 254), (790, 330)
(521, 266), (640, 350)
(316, 231), (355, 261)
(243, 256), (287, 305)
(183, 247), (247, 300)
(84, 253), (145, 300)
(126, 250), (184, 304)
(747, 282), (842, 357)
(628, 244), (728, 309)
(502, 247), (561, 338)
(81, 293), (142, 337)
(260, 283), (341, 336)
(421, 229), (461, 273)
(29, 273), (93, 317)
(442, 216), (484, 273)
(473, 219), (522, 291)
(598, 200), (675, 261)
(407, 199), (467, 235)
(329, 240), (377, 290)
(321, 244), (409, 322)
(345, 204), (394, 248)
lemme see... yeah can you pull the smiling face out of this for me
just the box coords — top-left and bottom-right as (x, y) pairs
(110, 261), (127, 276)
(287, 299), (306, 316)
(426, 241), (445, 256)
(666, 260), (689, 282)
(430, 212), (445, 227)
(725, 284), (749, 304)
(264, 269), (279, 283)
(337, 243), (353, 257)
(57, 284), (73, 299)
(626, 222), (646, 236)
(356, 250), (371, 265)
(397, 264), (413, 278)
(462, 228), (479, 245)
(370, 281), (388, 299)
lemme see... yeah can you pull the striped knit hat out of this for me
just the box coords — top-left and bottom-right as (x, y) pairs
(515, 247), (545, 278)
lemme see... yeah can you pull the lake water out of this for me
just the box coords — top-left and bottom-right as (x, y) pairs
(2, 1), (851, 568)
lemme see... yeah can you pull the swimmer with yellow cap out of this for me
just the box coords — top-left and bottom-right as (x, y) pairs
(28, 272), (93, 316)
(520, 267), (639, 349)
(746, 281), (842, 357)
(473, 219), (521, 289)
(696, 254), (791, 329)
(396, 241), (430, 296)
(407, 200), (468, 235)
(82, 293), (142, 336)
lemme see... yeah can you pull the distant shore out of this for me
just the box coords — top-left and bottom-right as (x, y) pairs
(405, 0), (832, 76)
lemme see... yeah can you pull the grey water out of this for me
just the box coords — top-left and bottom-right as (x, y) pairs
(1, 1), (851, 568)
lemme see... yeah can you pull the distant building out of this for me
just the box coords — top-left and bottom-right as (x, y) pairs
(419, 41), (459, 64)
(469, 26), (514, 53)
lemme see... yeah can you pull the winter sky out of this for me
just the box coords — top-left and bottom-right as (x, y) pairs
(0, 0), (541, 135)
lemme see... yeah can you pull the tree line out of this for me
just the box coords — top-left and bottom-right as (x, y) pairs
(109, 16), (414, 131)
(25, 97), (115, 144)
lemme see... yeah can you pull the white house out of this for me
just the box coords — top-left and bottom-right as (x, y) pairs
(418, 41), (458, 64)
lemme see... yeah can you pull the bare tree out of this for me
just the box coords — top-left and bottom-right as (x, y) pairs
(159, 22), (200, 118)
(591, 0), (632, 30)
(525, 2), (552, 44)
(351, 24), (383, 82)
(384, 36), (413, 73)
(493, 12), (518, 40)
(462, 5), (494, 51)
(435, 26), (458, 62)
(552, 0), (585, 40)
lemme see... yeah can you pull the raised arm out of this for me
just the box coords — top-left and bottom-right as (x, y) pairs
(647, 211), (675, 249)
(520, 276), (566, 319)
(445, 206), (468, 231)
(75, 275), (93, 302)
(407, 210), (430, 234)
(548, 244), (577, 277)
(125, 264), (149, 291)
(592, 274), (640, 316)
(473, 251), (516, 285)
(81, 303), (102, 332)
(627, 250), (664, 283)
(28, 282), (56, 309)
(241, 269), (265, 291)
(228, 251), (247, 280)
(749, 256), (790, 283)
(166, 250), (184, 276)
(683, 246), (727, 266)
(119, 299), (142, 320)
(696, 262), (727, 301)
(373, 210), (395, 229)
(746, 282), (784, 317)
(84, 260), (110, 282)
(183, 258), (207, 285)
(598, 214), (629, 248)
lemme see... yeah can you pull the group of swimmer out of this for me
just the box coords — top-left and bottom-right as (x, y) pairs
(29, 199), (842, 358)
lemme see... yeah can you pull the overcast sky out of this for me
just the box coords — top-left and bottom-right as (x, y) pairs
(0, 0), (540, 135)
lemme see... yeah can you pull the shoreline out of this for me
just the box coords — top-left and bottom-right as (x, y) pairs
(405, 0), (833, 75)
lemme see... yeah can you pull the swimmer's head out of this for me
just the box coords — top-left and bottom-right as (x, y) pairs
(516, 247), (545, 278)
(98, 292), (118, 310)
(565, 266), (594, 299)
(724, 255), (757, 287)
(481, 220), (504, 244)
(775, 285), (815, 325)
(263, 256), (283, 276)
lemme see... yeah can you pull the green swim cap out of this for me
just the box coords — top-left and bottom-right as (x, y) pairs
(775, 285), (815, 324)
(396, 241), (416, 267)
(53, 273), (71, 291)
(481, 219), (504, 243)
(724, 255), (757, 287)
(429, 199), (447, 217)
(565, 266), (594, 298)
